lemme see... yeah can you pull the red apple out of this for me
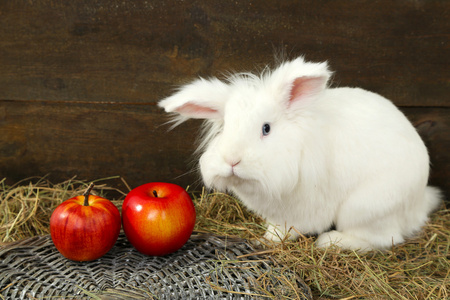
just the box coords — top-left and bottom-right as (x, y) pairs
(50, 183), (121, 261)
(122, 182), (196, 256)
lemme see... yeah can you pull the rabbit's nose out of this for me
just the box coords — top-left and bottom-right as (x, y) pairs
(221, 145), (242, 169)
(229, 160), (241, 175)
(231, 160), (241, 168)
(226, 158), (241, 168)
(223, 155), (241, 169)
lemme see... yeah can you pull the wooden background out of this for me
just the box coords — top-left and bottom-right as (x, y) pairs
(0, 0), (448, 200)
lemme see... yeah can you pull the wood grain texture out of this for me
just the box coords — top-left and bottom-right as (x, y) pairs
(0, 102), (448, 197)
(0, 0), (448, 199)
(0, 101), (201, 190)
(0, 0), (448, 106)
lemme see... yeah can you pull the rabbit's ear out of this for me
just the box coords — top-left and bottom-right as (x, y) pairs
(288, 75), (329, 108)
(269, 57), (331, 109)
(158, 78), (228, 120)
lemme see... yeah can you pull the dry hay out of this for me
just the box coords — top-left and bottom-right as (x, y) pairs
(0, 176), (125, 245)
(195, 191), (449, 299)
(1, 177), (448, 299)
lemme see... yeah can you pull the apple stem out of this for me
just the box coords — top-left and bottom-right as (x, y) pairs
(83, 183), (95, 206)
(152, 190), (158, 198)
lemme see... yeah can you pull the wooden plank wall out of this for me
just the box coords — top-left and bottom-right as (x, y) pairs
(0, 1), (448, 200)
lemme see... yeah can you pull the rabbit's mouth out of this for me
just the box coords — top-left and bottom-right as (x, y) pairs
(226, 174), (261, 191)
(206, 171), (256, 193)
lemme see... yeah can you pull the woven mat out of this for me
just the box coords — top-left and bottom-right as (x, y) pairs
(0, 233), (312, 299)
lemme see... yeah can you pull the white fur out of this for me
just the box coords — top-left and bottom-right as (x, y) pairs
(158, 57), (442, 251)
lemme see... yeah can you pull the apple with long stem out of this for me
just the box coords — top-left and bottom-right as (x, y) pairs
(50, 183), (121, 261)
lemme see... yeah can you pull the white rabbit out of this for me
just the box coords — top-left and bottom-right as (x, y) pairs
(158, 57), (442, 251)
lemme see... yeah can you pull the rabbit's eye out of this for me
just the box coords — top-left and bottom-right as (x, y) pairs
(262, 123), (271, 136)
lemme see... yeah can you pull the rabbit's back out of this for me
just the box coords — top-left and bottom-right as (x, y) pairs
(320, 87), (429, 186)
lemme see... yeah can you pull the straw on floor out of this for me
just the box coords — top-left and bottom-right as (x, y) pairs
(0, 177), (448, 299)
